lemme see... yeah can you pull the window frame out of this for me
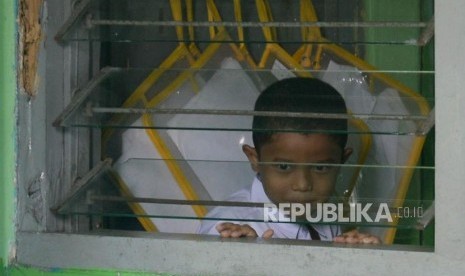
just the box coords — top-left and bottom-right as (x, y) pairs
(13, 0), (465, 274)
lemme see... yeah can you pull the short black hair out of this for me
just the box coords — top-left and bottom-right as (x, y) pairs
(252, 77), (348, 153)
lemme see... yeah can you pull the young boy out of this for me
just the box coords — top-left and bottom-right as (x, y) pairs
(198, 77), (379, 244)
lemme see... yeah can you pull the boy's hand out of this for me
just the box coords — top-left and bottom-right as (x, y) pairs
(333, 229), (381, 244)
(216, 222), (274, 239)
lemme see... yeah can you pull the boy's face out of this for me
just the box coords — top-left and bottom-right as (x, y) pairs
(243, 133), (352, 205)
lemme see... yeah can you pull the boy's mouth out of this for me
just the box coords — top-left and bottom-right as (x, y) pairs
(284, 196), (327, 206)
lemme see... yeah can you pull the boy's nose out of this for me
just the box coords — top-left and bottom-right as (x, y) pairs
(292, 170), (312, 192)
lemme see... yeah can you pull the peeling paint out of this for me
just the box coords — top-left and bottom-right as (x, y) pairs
(26, 172), (48, 229)
(19, 0), (44, 97)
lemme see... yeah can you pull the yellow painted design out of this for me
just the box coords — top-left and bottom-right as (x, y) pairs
(102, 0), (261, 231)
(109, 171), (159, 232)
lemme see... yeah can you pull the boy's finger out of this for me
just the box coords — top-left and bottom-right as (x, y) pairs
(362, 236), (381, 244)
(344, 236), (359, 244)
(343, 229), (358, 237)
(262, 229), (274, 239)
(241, 225), (258, 237)
(229, 226), (249, 237)
(219, 229), (232, 238)
(217, 223), (258, 238)
(332, 236), (345, 243)
(215, 223), (226, 232)
(216, 222), (236, 232)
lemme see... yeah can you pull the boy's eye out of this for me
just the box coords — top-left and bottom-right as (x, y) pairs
(312, 165), (331, 173)
(276, 163), (293, 171)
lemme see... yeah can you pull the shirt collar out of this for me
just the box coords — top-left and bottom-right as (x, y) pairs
(249, 176), (329, 240)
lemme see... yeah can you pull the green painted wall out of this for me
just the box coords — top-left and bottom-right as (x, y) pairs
(3, 265), (176, 276)
(363, 0), (434, 246)
(363, 0), (421, 91)
(0, 0), (18, 269)
(419, 0), (435, 248)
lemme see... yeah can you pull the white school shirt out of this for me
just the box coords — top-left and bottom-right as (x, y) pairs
(197, 177), (341, 241)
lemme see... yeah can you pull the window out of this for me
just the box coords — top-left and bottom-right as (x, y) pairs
(17, 1), (461, 275)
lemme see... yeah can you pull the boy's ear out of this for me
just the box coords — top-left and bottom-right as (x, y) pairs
(242, 144), (259, 172)
(342, 147), (353, 163)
